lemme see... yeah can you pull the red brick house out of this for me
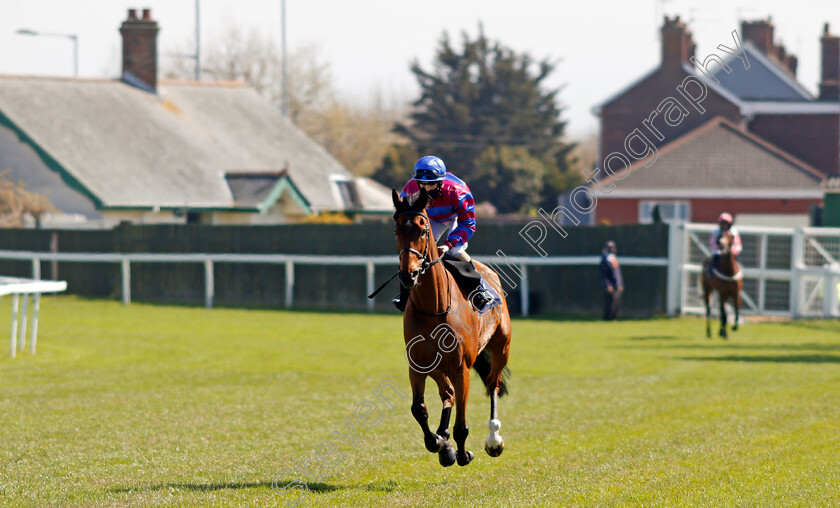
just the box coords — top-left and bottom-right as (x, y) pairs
(586, 16), (840, 225)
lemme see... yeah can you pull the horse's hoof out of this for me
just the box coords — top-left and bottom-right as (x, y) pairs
(425, 434), (445, 453)
(485, 438), (504, 457)
(438, 443), (457, 467)
(456, 450), (474, 466)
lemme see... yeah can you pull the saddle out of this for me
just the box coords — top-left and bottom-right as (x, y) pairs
(441, 257), (501, 311)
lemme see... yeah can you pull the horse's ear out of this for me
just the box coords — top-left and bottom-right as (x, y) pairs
(391, 188), (402, 209)
(414, 188), (428, 211)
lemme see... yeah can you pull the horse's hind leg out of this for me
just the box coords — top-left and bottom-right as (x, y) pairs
(409, 370), (446, 454)
(429, 371), (456, 467)
(484, 330), (510, 457)
(453, 364), (474, 466)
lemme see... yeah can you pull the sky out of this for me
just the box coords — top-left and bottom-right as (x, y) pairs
(1, 0), (838, 138)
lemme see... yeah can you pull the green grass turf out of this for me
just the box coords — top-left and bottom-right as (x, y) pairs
(1, 296), (839, 507)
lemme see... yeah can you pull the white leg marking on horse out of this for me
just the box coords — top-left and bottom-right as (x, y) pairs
(486, 418), (503, 448)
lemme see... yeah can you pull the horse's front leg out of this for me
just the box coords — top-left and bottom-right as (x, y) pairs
(453, 364), (474, 466)
(409, 369), (446, 454)
(719, 296), (728, 339)
(733, 289), (741, 332)
(429, 371), (456, 467)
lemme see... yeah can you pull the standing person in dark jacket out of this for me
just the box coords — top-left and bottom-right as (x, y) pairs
(599, 240), (624, 321)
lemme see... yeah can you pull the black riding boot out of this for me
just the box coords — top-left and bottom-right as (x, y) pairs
(392, 285), (410, 312)
(441, 257), (494, 310)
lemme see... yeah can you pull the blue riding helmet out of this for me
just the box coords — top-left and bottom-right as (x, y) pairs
(413, 155), (447, 182)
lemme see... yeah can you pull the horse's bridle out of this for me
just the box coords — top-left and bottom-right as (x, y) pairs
(398, 210), (452, 316)
(398, 211), (443, 276)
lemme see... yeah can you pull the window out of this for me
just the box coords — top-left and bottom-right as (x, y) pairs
(330, 176), (360, 209)
(639, 201), (690, 224)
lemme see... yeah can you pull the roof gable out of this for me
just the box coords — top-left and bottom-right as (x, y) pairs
(592, 117), (825, 192)
(711, 42), (813, 101)
(224, 172), (311, 214)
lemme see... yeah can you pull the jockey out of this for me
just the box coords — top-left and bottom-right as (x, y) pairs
(707, 212), (742, 277)
(393, 155), (494, 312)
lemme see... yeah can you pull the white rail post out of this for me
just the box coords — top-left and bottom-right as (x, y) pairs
(680, 224), (691, 315)
(204, 259), (214, 309)
(758, 233), (768, 313)
(284, 260), (294, 309)
(666, 221), (684, 316)
(520, 264), (529, 317)
(789, 227), (804, 318)
(30, 293), (41, 354)
(366, 262), (375, 313)
(18, 294), (29, 351)
(823, 265), (836, 318)
(9, 294), (19, 358)
(32, 258), (41, 280)
(121, 259), (131, 305)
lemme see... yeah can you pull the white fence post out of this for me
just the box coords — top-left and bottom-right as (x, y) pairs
(520, 264), (529, 317)
(789, 227), (804, 318)
(667, 221), (684, 316)
(18, 294), (28, 351)
(757, 233), (768, 313)
(284, 261), (294, 309)
(32, 258), (41, 280)
(30, 293), (41, 354)
(121, 259), (131, 305)
(365, 262), (375, 313)
(9, 294), (19, 358)
(204, 259), (214, 309)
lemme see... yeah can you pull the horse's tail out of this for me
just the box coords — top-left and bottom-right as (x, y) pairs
(472, 349), (511, 398)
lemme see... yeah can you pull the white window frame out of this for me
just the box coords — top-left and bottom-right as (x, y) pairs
(329, 174), (356, 210)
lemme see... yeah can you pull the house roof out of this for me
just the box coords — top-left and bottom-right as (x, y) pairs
(711, 42), (813, 102)
(590, 117), (825, 196)
(592, 57), (839, 118)
(0, 75), (389, 213)
(224, 172), (311, 214)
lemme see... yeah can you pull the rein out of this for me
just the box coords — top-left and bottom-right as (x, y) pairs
(368, 210), (442, 300)
(399, 210), (451, 316)
(398, 211), (443, 276)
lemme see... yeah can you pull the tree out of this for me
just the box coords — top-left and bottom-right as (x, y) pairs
(163, 29), (404, 176)
(0, 170), (56, 228)
(393, 26), (576, 212)
(370, 145), (419, 191)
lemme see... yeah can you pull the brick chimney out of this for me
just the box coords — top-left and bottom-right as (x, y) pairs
(742, 18), (774, 54)
(741, 18), (799, 77)
(820, 23), (840, 101)
(786, 54), (798, 77)
(119, 8), (159, 92)
(661, 16), (693, 68)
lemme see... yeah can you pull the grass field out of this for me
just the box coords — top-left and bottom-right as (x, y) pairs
(1, 296), (840, 507)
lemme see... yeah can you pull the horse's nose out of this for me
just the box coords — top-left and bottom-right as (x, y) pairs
(410, 269), (420, 279)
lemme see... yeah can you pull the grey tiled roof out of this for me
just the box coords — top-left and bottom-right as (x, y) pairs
(0, 75), (380, 212)
(595, 117), (824, 191)
(711, 42), (813, 102)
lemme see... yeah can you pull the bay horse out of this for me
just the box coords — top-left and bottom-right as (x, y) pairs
(392, 188), (512, 467)
(701, 229), (743, 339)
